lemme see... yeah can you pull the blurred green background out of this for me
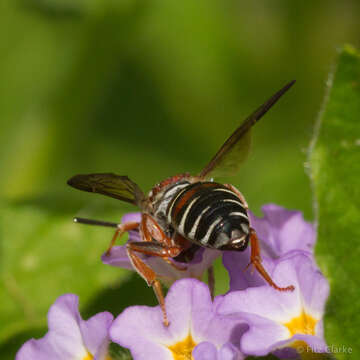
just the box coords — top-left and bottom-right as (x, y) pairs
(1, 0), (360, 358)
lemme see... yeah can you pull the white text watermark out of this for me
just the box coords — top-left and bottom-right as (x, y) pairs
(297, 344), (352, 354)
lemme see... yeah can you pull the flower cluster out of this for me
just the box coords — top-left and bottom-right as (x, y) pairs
(17, 204), (330, 360)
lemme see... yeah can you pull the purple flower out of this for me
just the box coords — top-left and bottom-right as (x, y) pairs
(102, 212), (221, 284)
(110, 278), (246, 360)
(223, 204), (316, 291)
(249, 204), (315, 258)
(16, 294), (113, 360)
(223, 246), (273, 291)
(218, 252), (329, 358)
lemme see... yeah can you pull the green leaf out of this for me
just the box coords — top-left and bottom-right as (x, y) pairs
(245, 352), (335, 360)
(108, 342), (133, 360)
(0, 202), (145, 358)
(309, 44), (360, 359)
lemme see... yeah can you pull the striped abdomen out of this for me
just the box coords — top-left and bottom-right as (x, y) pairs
(166, 182), (250, 250)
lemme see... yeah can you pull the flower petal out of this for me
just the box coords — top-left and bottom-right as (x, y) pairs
(16, 294), (113, 360)
(122, 212), (142, 242)
(101, 245), (133, 270)
(249, 204), (315, 258)
(122, 212), (142, 224)
(193, 342), (218, 360)
(110, 279), (244, 359)
(236, 313), (291, 356)
(272, 334), (328, 358)
(148, 248), (221, 282)
(222, 247), (275, 291)
(193, 342), (244, 360)
(46, 294), (88, 358)
(221, 252), (326, 322)
(218, 252), (329, 357)
(16, 294), (85, 360)
(219, 343), (245, 360)
(80, 312), (113, 359)
(16, 338), (66, 360)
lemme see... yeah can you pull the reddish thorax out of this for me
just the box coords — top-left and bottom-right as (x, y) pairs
(150, 173), (191, 200)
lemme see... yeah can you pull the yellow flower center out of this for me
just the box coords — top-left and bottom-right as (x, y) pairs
(167, 334), (197, 360)
(82, 352), (112, 360)
(283, 310), (317, 336)
(283, 311), (322, 360)
(83, 352), (93, 360)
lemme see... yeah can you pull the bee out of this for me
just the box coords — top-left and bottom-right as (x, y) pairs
(68, 80), (295, 326)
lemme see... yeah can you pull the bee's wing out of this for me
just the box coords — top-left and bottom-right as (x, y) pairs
(199, 80), (295, 179)
(67, 173), (145, 207)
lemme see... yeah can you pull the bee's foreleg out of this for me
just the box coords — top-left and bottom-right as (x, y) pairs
(247, 228), (295, 292)
(105, 221), (139, 256)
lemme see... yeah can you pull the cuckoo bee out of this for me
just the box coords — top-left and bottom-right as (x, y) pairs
(68, 80), (296, 326)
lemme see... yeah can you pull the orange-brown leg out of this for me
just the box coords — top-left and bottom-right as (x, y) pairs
(162, 257), (188, 271)
(129, 241), (187, 271)
(105, 222), (139, 256)
(126, 241), (186, 326)
(141, 215), (188, 271)
(127, 248), (169, 326)
(141, 214), (173, 247)
(247, 228), (295, 292)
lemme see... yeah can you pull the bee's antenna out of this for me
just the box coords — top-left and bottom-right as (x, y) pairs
(73, 217), (120, 228)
